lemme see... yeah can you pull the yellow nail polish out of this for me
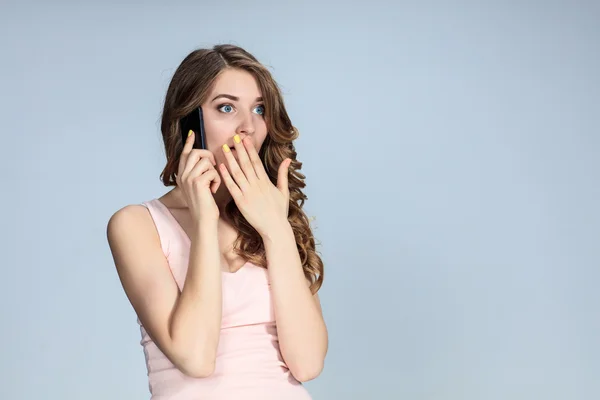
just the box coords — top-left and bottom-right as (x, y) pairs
(234, 134), (241, 144)
(222, 144), (230, 152)
(188, 130), (193, 137)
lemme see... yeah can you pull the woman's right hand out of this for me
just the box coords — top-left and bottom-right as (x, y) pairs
(176, 130), (221, 223)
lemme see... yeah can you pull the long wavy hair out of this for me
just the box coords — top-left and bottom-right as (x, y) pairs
(159, 44), (323, 294)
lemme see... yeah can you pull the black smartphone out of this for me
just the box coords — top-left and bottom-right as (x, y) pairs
(180, 107), (206, 150)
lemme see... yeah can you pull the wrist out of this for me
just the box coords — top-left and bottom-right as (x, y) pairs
(260, 219), (294, 245)
(194, 218), (219, 233)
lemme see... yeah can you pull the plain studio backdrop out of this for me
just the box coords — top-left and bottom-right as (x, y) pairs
(1, 1), (598, 399)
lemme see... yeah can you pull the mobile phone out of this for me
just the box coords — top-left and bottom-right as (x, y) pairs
(180, 107), (206, 150)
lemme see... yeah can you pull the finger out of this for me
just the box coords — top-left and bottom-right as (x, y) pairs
(232, 134), (258, 183)
(243, 136), (269, 181)
(222, 143), (249, 191)
(186, 157), (213, 181)
(182, 149), (216, 180)
(178, 130), (195, 176)
(219, 163), (243, 200)
(195, 168), (221, 194)
(181, 151), (202, 181)
(210, 172), (222, 194)
(188, 160), (221, 194)
(188, 149), (216, 167)
(202, 150), (217, 166)
(277, 158), (291, 193)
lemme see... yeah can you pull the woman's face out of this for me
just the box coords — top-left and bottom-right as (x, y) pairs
(200, 68), (268, 168)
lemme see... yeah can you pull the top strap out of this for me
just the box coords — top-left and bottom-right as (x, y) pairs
(140, 199), (179, 258)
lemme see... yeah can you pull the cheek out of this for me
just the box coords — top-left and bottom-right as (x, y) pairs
(253, 121), (268, 145)
(203, 121), (230, 152)
(255, 132), (268, 152)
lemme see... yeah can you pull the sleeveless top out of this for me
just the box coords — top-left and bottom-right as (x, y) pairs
(137, 199), (312, 399)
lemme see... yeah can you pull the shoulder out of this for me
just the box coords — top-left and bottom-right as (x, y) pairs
(107, 204), (151, 236)
(106, 202), (171, 286)
(106, 204), (160, 257)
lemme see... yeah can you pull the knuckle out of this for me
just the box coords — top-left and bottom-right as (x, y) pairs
(197, 149), (212, 158)
(190, 149), (202, 159)
(192, 178), (203, 188)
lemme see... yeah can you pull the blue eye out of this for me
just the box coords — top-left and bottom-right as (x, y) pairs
(254, 105), (265, 115)
(218, 104), (234, 113)
(217, 103), (264, 115)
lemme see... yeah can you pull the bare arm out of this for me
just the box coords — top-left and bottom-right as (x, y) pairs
(107, 204), (222, 378)
(262, 222), (328, 382)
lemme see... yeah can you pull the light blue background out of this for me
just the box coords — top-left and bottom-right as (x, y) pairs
(1, 1), (598, 399)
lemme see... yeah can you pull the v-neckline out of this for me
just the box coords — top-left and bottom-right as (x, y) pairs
(153, 198), (250, 275)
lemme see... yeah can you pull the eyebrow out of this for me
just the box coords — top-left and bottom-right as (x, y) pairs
(211, 94), (263, 102)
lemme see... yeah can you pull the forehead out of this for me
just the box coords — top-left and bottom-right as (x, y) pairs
(209, 68), (262, 98)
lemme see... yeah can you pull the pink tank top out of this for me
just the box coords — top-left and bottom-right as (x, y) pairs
(138, 199), (312, 399)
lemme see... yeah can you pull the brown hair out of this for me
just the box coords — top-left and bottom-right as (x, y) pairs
(159, 44), (323, 293)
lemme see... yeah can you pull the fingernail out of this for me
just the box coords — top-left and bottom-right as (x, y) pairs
(222, 144), (230, 152)
(234, 134), (241, 144)
(188, 130), (193, 137)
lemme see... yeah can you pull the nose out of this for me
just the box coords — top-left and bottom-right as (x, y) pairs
(236, 110), (255, 137)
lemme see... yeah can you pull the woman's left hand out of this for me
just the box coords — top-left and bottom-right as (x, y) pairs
(219, 134), (291, 237)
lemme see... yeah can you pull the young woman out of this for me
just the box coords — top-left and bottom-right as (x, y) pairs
(107, 44), (327, 399)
